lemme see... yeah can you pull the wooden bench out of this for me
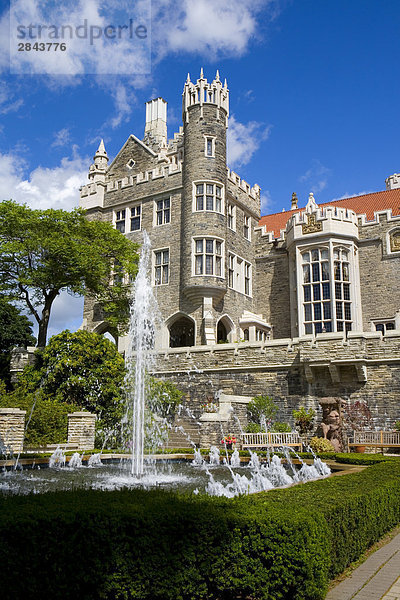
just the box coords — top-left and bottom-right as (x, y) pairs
(241, 432), (302, 451)
(349, 431), (400, 452)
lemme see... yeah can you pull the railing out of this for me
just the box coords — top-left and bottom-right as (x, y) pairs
(352, 431), (400, 446)
(242, 432), (302, 448)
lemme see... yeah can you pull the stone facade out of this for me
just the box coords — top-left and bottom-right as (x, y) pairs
(80, 70), (400, 437)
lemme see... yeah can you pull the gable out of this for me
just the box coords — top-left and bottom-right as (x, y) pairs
(107, 135), (157, 179)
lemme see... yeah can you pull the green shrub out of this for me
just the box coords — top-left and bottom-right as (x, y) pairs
(334, 453), (395, 465)
(271, 421), (292, 433)
(1, 461), (400, 599)
(245, 421), (261, 433)
(309, 437), (335, 453)
(247, 395), (278, 428)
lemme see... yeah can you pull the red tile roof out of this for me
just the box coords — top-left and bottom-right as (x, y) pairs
(258, 188), (400, 239)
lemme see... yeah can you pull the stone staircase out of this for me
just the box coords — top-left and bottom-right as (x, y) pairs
(165, 415), (201, 449)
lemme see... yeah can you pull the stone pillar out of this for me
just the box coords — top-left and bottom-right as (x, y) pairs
(67, 412), (96, 451)
(0, 408), (26, 454)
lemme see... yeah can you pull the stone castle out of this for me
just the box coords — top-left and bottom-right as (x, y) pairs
(80, 70), (400, 445)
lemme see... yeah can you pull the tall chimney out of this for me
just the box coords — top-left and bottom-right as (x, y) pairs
(291, 192), (298, 210)
(144, 98), (167, 146)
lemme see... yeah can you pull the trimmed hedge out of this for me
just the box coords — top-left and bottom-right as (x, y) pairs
(1, 461), (400, 599)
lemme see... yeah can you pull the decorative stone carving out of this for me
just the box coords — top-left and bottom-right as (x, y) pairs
(390, 230), (400, 253)
(302, 213), (323, 235)
(318, 397), (345, 452)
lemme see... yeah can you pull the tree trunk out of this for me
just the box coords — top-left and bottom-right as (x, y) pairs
(37, 290), (58, 347)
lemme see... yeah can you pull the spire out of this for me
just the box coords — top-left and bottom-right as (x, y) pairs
(94, 139), (108, 158)
(186, 72), (191, 84)
(90, 138), (108, 181)
(223, 78), (228, 89)
(215, 69), (220, 82)
(199, 67), (204, 79)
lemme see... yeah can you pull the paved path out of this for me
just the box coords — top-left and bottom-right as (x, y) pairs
(326, 531), (400, 600)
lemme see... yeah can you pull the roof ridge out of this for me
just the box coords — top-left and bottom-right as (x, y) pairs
(260, 188), (398, 220)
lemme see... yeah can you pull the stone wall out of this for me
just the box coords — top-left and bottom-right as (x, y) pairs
(152, 332), (400, 442)
(0, 408), (26, 454)
(67, 412), (96, 451)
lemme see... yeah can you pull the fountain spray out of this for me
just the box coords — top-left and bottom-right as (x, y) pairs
(124, 231), (161, 478)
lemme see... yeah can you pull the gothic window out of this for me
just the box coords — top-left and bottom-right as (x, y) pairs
(156, 197), (170, 225)
(115, 209), (126, 233)
(130, 205), (141, 231)
(302, 246), (353, 335)
(154, 249), (169, 285)
(194, 182), (224, 214)
(204, 136), (215, 157)
(193, 238), (223, 277)
(228, 203), (236, 230)
(244, 215), (251, 240)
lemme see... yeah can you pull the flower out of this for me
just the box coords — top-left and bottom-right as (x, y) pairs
(221, 435), (237, 445)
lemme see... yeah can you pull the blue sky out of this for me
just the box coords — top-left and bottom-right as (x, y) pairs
(0, 0), (399, 338)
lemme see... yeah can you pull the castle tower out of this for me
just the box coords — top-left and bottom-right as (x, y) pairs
(181, 69), (230, 344)
(88, 139), (109, 183)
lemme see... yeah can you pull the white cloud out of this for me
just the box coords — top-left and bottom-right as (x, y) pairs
(299, 159), (332, 194)
(51, 128), (72, 148)
(109, 83), (131, 129)
(260, 191), (272, 214)
(331, 190), (374, 201)
(0, 151), (89, 210)
(0, 81), (24, 114)
(2, 0), (151, 77)
(227, 115), (271, 168)
(47, 292), (84, 340)
(153, 0), (275, 59)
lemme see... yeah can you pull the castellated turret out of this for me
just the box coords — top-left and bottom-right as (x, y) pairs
(181, 70), (229, 316)
(180, 69), (230, 343)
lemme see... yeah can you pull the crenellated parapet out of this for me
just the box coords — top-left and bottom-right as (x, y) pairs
(285, 195), (359, 248)
(182, 69), (229, 124)
(80, 162), (183, 208)
(227, 168), (260, 216)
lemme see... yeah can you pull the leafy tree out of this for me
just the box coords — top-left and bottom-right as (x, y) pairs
(37, 329), (125, 431)
(0, 201), (138, 346)
(293, 406), (316, 435)
(0, 298), (35, 386)
(247, 395), (278, 431)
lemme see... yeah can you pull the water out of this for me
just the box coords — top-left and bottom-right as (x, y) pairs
(123, 231), (161, 478)
(0, 454), (331, 497)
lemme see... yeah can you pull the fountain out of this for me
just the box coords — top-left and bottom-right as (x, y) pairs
(0, 231), (332, 497)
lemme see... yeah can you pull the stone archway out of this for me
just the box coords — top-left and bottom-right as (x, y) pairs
(169, 315), (195, 348)
(216, 315), (235, 343)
